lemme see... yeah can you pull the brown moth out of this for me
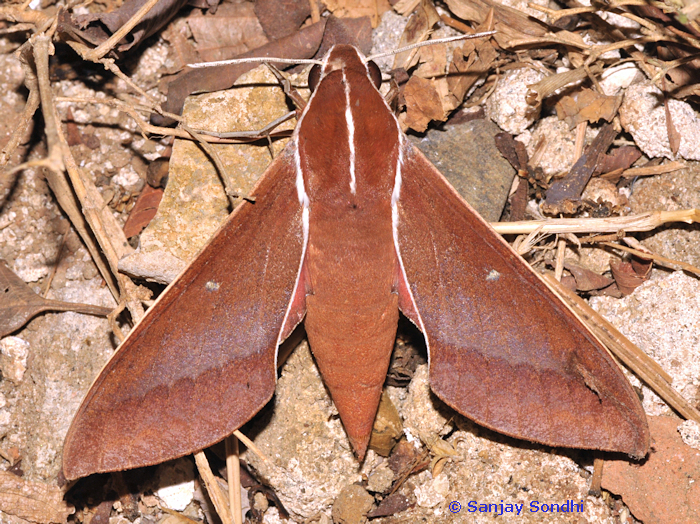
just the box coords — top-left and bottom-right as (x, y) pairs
(63, 44), (649, 480)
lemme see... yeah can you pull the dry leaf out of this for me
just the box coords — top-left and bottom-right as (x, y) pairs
(188, 0), (269, 62)
(595, 146), (642, 176)
(367, 493), (410, 518)
(0, 471), (73, 524)
(0, 260), (113, 337)
(403, 76), (445, 132)
(254, 0), (311, 40)
(443, 0), (546, 48)
(446, 37), (497, 105)
(610, 257), (652, 296)
(393, 0), (440, 70)
(122, 185), (164, 239)
(563, 260), (614, 292)
(321, 0), (390, 26)
(664, 96), (682, 156)
(62, 0), (193, 52)
(555, 88), (622, 129)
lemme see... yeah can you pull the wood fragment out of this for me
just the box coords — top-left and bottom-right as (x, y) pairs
(194, 452), (232, 524)
(543, 123), (618, 215)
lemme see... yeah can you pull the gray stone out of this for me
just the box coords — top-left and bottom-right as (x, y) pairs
(409, 119), (516, 222)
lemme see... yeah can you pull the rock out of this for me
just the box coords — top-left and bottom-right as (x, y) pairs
(331, 484), (374, 524)
(620, 81), (700, 161)
(0, 336), (29, 384)
(409, 119), (515, 222)
(119, 66), (298, 284)
(155, 458), (196, 512)
(486, 67), (544, 134)
(590, 271), (700, 417)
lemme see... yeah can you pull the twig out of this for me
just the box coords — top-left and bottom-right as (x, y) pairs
(194, 452), (233, 524)
(179, 123), (239, 205)
(491, 209), (700, 235)
(225, 436), (243, 524)
(55, 96), (294, 143)
(31, 34), (121, 300)
(601, 241), (700, 277)
(83, 0), (161, 61)
(233, 430), (274, 468)
(620, 161), (684, 178)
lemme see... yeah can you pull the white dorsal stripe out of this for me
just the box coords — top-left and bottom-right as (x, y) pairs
(342, 69), (357, 195)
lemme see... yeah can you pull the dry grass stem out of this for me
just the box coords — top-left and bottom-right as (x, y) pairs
(225, 436), (243, 524)
(620, 161), (684, 178)
(194, 452), (233, 524)
(233, 430), (274, 467)
(544, 274), (700, 424)
(601, 241), (700, 277)
(32, 34), (121, 299)
(84, 0), (161, 61)
(491, 209), (700, 235)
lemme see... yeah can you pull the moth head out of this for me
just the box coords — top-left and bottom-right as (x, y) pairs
(308, 45), (382, 93)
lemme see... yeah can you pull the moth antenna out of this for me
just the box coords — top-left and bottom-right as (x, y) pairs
(365, 31), (496, 62)
(187, 56), (324, 69)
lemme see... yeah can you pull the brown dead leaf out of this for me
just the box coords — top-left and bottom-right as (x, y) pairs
(122, 184), (164, 239)
(393, 0), (440, 71)
(563, 260), (614, 292)
(62, 0), (195, 53)
(602, 415), (700, 524)
(543, 122), (617, 215)
(321, 0), (391, 27)
(443, 0), (546, 48)
(664, 97), (681, 156)
(0, 470), (73, 524)
(367, 493), (410, 517)
(254, 0), (311, 41)
(0, 260), (113, 337)
(403, 76), (445, 132)
(446, 37), (497, 106)
(595, 146), (642, 176)
(609, 257), (652, 296)
(555, 88), (622, 129)
(369, 391), (403, 457)
(187, 0), (269, 62)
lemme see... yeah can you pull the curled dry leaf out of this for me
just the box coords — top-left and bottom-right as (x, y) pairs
(0, 261), (113, 338)
(122, 184), (165, 239)
(563, 260), (614, 292)
(610, 257), (652, 296)
(447, 37), (497, 106)
(367, 493), (410, 518)
(0, 471), (73, 524)
(322, 0), (391, 26)
(187, 0), (269, 62)
(368, 391), (404, 457)
(402, 75), (446, 132)
(254, 0), (311, 40)
(393, 0), (440, 71)
(595, 145), (642, 177)
(443, 0), (547, 47)
(664, 96), (682, 156)
(62, 0), (194, 53)
(555, 87), (622, 129)
(543, 122), (617, 215)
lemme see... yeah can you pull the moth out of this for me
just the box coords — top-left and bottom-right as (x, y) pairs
(63, 44), (649, 480)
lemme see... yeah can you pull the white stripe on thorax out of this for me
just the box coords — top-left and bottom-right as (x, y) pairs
(342, 69), (357, 195)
